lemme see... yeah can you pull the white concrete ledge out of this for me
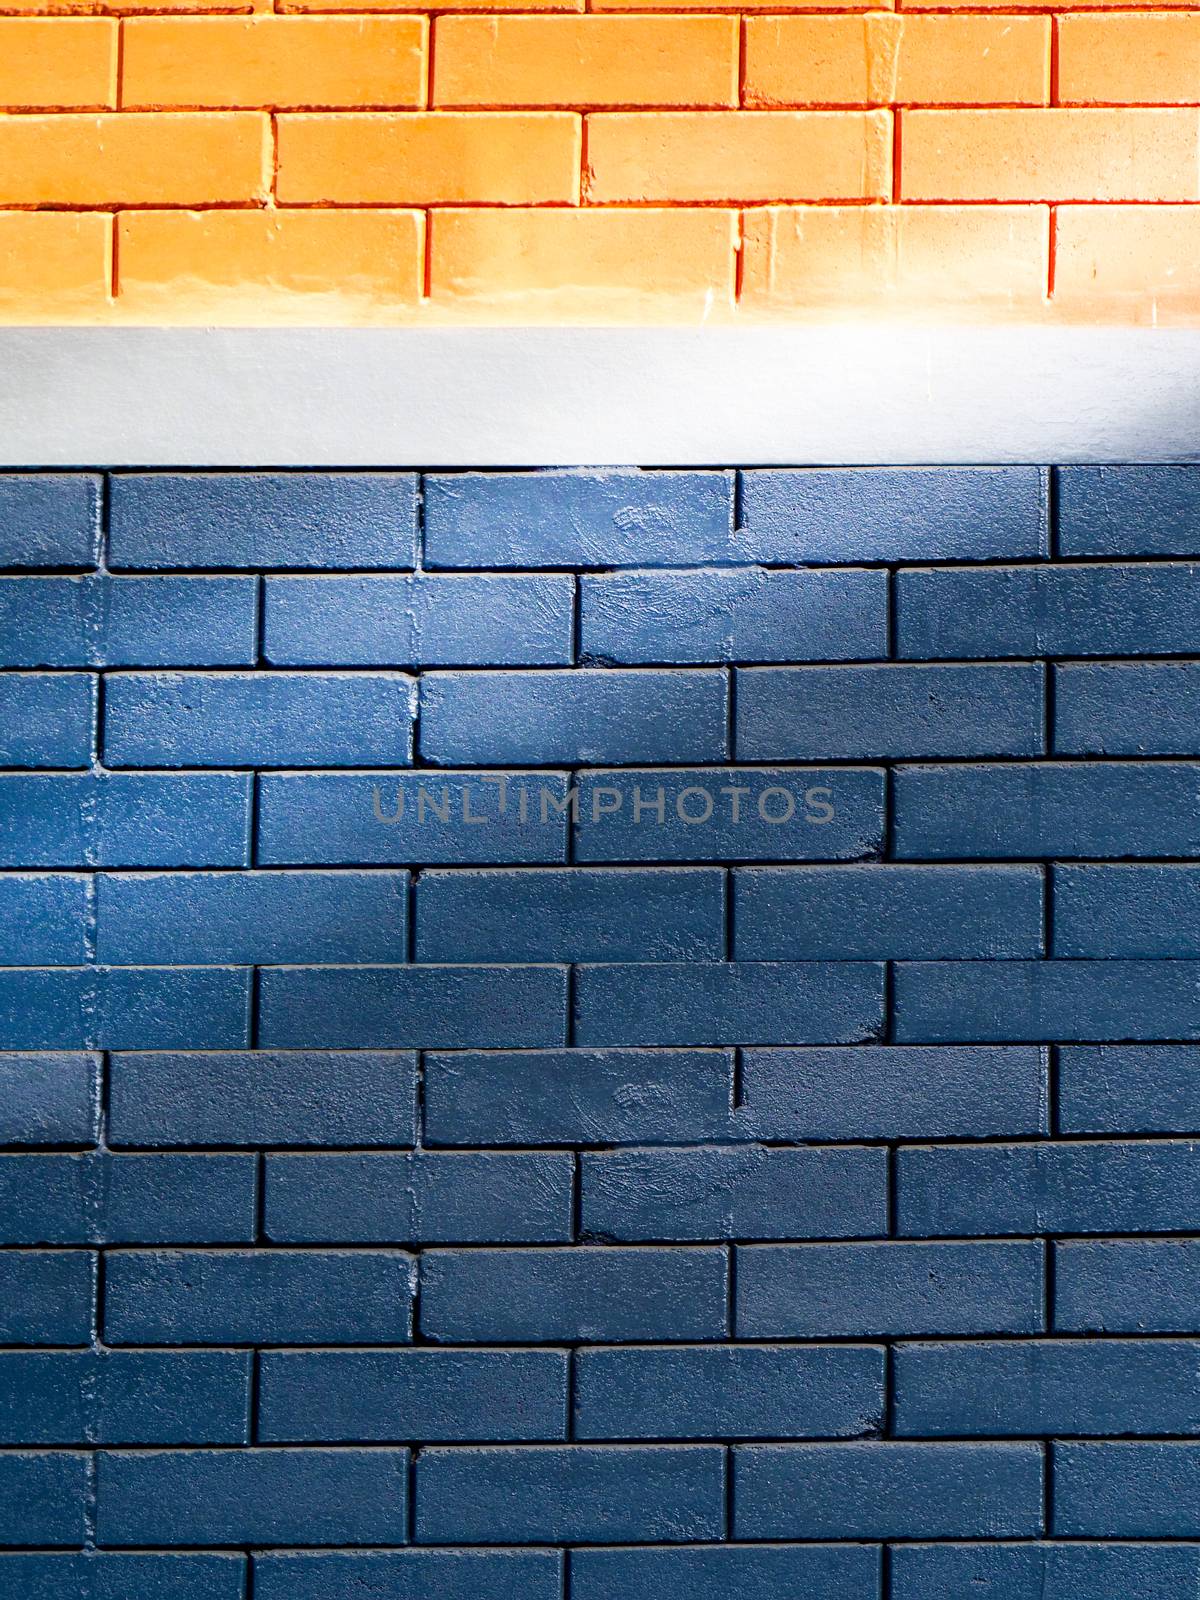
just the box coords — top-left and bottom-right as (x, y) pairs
(1, 325), (1198, 466)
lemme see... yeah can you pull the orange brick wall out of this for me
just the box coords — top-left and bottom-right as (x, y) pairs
(1, 7), (1198, 321)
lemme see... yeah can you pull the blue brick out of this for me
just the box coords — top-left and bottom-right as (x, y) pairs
(423, 470), (735, 568)
(897, 562), (1200, 659)
(104, 1250), (414, 1345)
(255, 1551), (562, 1600)
(0, 576), (258, 667)
(264, 1152), (572, 1244)
(109, 472), (419, 570)
(736, 1241), (1044, 1338)
(0, 876), (90, 965)
(581, 1146), (886, 1242)
(0, 1553), (247, 1600)
(423, 1048), (735, 1147)
(0, 1153), (255, 1244)
(573, 962), (883, 1047)
(97, 1448), (410, 1547)
(0, 1251), (95, 1344)
(1057, 465), (1200, 557)
(419, 1246), (728, 1343)
(0, 966), (251, 1050)
(415, 1444), (725, 1544)
(890, 1542), (1200, 1600)
(97, 870), (409, 965)
(894, 761), (1200, 860)
(1055, 865), (1200, 957)
(415, 868), (725, 963)
(736, 664), (1044, 761)
(0, 473), (100, 568)
(570, 1546), (880, 1600)
(573, 1345), (884, 1441)
(104, 671), (415, 768)
(739, 1046), (1047, 1141)
(0, 1453), (88, 1545)
(739, 468), (1047, 562)
(897, 1140), (1200, 1237)
(257, 771), (571, 866)
(1060, 1046), (1200, 1134)
(264, 574), (574, 666)
(0, 1051), (98, 1144)
(734, 1440), (1042, 1539)
(109, 1050), (416, 1148)
(420, 669), (727, 766)
(1053, 1442), (1200, 1536)
(259, 1349), (567, 1442)
(579, 568), (887, 664)
(0, 672), (94, 766)
(0, 1350), (251, 1445)
(0, 772), (252, 868)
(1056, 662), (1200, 756)
(1055, 1240), (1200, 1333)
(734, 865), (1043, 960)
(574, 767), (885, 864)
(894, 960), (1200, 1043)
(258, 965), (567, 1049)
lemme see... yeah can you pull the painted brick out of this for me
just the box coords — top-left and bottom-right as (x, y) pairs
(0, 1252), (95, 1345)
(0, 19), (115, 110)
(0, 1153), (255, 1245)
(0, 1554), (248, 1600)
(897, 1140), (1200, 1237)
(259, 1349), (568, 1441)
(97, 870), (409, 964)
(419, 1246), (729, 1342)
(0, 1350), (252, 1446)
(423, 471), (734, 568)
(894, 761), (1200, 860)
(894, 959), (1200, 1043)
(1061, 15), (1200, 107)
(1057, 466), (1200, 557)
(254, 1551), (562, 1600)
(574, 767), (884, 864)
(890, 1543), (1200, 1599)
(734, 864), (1043, 959)
(579, 568), (887, 664)
(573, 961), (884, 1046)
(415, 1444), (725, 1544)
(1057, 662), (1200, 755)
(736, 664), (1044, 761)
(894, 1339), (1200, 1437)
(1059, 1045), (1200, 1135)
(264, 1151), (572, 1244)
(0, 966), (250, 1052)
(1055, 1239), (1200, 1333)
(1055, 865), (1200, 957)
(108, 1050), (417, 1147)
(0, 213), (110, 320)
(0, 474), (100, 568)
(570, 1546), (880, 1600)
(415, 867), (725, 962)
(739, 1046), (1048, 1141)
(581, 1145), (887, 1241)
(737, 1240), (1044, 1338)
(0, 1454), (88, 1546)
(264, 575), (574, 667)
(419, 669), (728, 765)
(109, 472), (418, 570)
(103, 671), (415, 768)
(1056, 205), (1200, 308)
(423, 1048), (735, 1146)
(0, 673), (95, 766)
(0, 772), (252, 869)
(573, 1344), (885, 1440)
(256, 771), (571, 866)
(738, 468), (1048, 562)
(0, 1053), (99, 1145)
(104, 1250), (415, 1345)
(0, 876), (90, 966)
(1054, 1442), (1200, 1537)
(733, 1441), (1043, 1539)
(258, 965), (568, 1048)
(97, 1448), (410, 1547)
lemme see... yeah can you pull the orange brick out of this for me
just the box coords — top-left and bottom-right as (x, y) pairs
(1055, 205), (1200, 309)
(744, 15), (1048, 107)
(123, 17), (425, 110)
(1059, 16), (1200, 106)
(430, 205), (736, 310)
(283, 0), (578, 13)
(741, 203), (1048, 307)
(594, 0), (885, 12)
(433, 16), (737, 109)
(585, 110), (889, 202)
(277, 112), (580, 204)
(0, 19), (115, 108)
(900, 109), (1200, 201)
(0, 0), (266, 11)
(0, 212), (109, 316)
(904, 0), (1191, 10)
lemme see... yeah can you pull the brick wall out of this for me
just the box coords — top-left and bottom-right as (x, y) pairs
(3, 15), (1200, 321)
(4, 464), (1200, 1596)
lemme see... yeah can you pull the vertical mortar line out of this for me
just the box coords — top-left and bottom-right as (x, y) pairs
(886, 563), (898, 660)
(114, 17), (125, 110)
(422, 210), (434, 302)
(107, 214), (120, 305)
(1046, 206), (1058, 302)
(424, 12), (436, 110)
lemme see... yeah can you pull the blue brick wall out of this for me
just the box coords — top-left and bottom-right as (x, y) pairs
(2, 465), (1200, 1598)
